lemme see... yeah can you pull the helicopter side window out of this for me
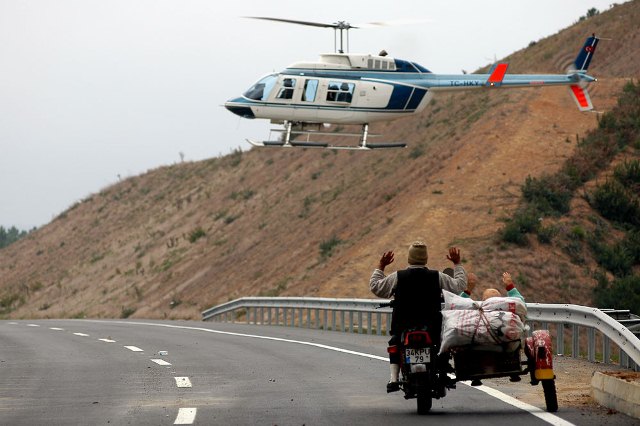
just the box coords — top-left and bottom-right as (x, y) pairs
(302, 79), (319, 102)
(327, 81), (354, 103)
(243, 74), (278, 101)
(276, 78), (297, 100)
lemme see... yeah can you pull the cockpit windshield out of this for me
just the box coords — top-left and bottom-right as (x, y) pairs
(243, 74), (278, 101)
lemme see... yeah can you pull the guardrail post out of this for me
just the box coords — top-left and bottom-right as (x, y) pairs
(376, 312), (382, 335)
(331, 310), (336, 332)
(341, 311), (346, 332)
(603, 335), (611, 364)
(367, 312), (373, 334)
(572, 324), (579, 358)
(557, 323), (565, 356)
(357, 312), (363, 334)
(322, 309), (327, 330)
(386, 313), (391, 336)
(588, 328), (596, 362)
(283, 308), (288, 327)
(307, 308), (312, 329)
(349, 311), (354, 333)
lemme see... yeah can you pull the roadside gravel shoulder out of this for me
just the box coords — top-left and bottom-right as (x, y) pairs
(484, 356), (638, 424)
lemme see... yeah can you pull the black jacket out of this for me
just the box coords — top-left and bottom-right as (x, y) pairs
(390, 267), (443, 341)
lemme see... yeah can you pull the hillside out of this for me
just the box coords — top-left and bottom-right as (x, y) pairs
(1, 2), (639, 320)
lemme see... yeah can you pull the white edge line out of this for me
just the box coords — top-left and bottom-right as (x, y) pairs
(174, 407), (197, 424)
(83, 320), (573, 426)
(467, 382), (576, 426)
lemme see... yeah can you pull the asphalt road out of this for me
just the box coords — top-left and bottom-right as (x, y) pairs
(0, 320), (636, 425)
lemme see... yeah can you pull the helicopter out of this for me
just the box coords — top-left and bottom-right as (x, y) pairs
(224, 18), (600, 150)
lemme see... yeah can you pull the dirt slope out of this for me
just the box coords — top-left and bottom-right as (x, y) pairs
(1, 1), (639, 320)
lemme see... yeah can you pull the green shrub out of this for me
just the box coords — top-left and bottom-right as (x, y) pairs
(121, 306), (136, 318)
(501, 208), (539, 246)
(591, 179), (640, 226)
(613, 160), (640, 190)
(522, 175), (572, 215)
(589, 238), (634, 276)
(188, 227), (206, 243)
(564, 239), (585, 265)
(409, 146), (425, 159)
(570, 225), (586, 240)
(537, 225), (557, 244)
(594, 274), (640, 314)
(319, 236), (343, 259)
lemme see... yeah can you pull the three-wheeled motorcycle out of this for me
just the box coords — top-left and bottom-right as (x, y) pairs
(392, 326), (558, 414)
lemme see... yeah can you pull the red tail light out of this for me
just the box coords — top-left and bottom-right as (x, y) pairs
(404, 331), (432, 346)
(387, 345), (399, 354)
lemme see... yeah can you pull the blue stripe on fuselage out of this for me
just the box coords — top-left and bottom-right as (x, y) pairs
(388, 85), (414, 110)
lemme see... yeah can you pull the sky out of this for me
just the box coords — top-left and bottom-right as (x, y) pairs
(0, 0), (622, 229)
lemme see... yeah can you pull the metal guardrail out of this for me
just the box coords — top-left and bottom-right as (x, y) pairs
(202, 297), (640, 371)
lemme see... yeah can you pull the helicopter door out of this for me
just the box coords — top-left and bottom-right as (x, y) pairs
(266, 76), (300, 121)
(275, 77), (296, 100)
(322, 80), (354, 122)
(298, 78), (320, 122)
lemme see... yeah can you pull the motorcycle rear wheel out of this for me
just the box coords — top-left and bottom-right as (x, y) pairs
(417, 391), (432, 414)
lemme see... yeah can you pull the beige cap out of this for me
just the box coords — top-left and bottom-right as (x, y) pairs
(407, 241), (428, 265)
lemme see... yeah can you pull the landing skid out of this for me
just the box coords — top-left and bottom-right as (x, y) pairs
(246, 122), (406, 150)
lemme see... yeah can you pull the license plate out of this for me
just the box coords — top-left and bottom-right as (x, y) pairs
(405, 348), (430, 364)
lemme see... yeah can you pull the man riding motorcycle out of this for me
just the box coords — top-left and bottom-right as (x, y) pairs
(369, 241), (467, 392)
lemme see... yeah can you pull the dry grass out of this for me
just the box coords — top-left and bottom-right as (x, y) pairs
(1, 2), (639, 319)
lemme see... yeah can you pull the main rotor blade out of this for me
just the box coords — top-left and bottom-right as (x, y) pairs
(245, 17), (358, 30)
(357, 18), (433, 28)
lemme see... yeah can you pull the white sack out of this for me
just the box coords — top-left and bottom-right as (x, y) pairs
(439, 309), (526, 354)
(442, 290), (527, 320)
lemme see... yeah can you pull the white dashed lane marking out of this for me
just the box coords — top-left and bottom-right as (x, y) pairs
(13, 321), (197, 425)
(174, 408), (197, 425)
(174, 377), (192, 388)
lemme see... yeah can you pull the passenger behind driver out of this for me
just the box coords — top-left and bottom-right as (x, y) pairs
(460, 271), (524, 302)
